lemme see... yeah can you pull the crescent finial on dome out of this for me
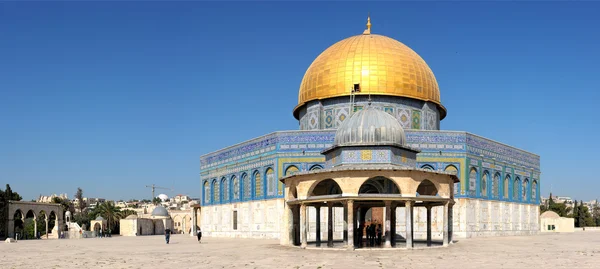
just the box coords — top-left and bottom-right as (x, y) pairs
(363, 14), (371, 35)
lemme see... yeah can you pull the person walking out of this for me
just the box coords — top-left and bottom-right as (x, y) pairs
(197, 228), (202, 243)
(164, 228), (171, 244)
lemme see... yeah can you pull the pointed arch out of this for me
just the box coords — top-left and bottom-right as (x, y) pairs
(523, 178), (529, 202)
(253, 170), (262, 199)
(421, 164), (435, 170)
(25, 209), (36, 219)
(469, 167), (478, 196)
(513, 177), (521, 201)
(241, 173), (251, 200)
(481, 170), (489, 197)
(266, 168), (275, 196)
(13, 209), (24, 220)
(445, 165), (459, 195)
(309, 164), (323, 171)
(531, 179), (538, 204)
(504, 174), (510, 199)
(211, 179), (219, 203)
(38, 210), (47, 220)
(493, 172), (500, 199)
(417, 179), (438, 196)
(231, 175), (239, 201)
(203, 180), (210, 204)
(309, 179), (342, 196)
(359, 176), (401, 194)
(285, 165), (300, 176)
(220, 177), (228, 203)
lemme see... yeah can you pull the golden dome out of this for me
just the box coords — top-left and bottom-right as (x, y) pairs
(295, 19), (446, 119)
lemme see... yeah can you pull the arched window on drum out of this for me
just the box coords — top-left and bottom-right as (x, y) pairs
(212, 179), (219, 203)
(253, 170), (262, 198)
(532, 180), (538, 203)
(242, 173), (251, 200)
(469, 167), (477, 197)
(444, 165), (458, 195)
(481, 171), (489, 198)
(504, 175), (510, 199)
(513, 177), (520, 201)
(266, 168), (275, 196)
(232, 175), (239, 201)
(493, 173), (500, 199)
(221, 177), (228, 202)
(203, 181), (210, 204)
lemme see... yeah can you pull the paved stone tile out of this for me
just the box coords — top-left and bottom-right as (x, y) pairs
(1, 232), (599, 268)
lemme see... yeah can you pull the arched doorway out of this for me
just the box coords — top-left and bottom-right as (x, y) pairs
(358, 177), (401, 247)
(13, 210), (24, 240)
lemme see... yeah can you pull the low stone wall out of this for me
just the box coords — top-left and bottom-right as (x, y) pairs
(201, 199), (284, 239)
(575, 227), (600, 232)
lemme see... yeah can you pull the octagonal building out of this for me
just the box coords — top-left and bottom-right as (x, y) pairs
(198, 17), (541, 242)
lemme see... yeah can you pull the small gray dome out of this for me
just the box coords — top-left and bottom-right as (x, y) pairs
(95, 216), (105, 221)
(151, 206), (169, 217)
(334, 106), (405, 146)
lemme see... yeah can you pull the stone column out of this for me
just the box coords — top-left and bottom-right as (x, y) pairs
(192, 208), (197, 236)
(281, 203), (293, 246)
(45, 217), (49, 239)
(426, 205), (432, 246)
(443, 201), (449, 247)
(315, 205), (321, 247)
(347, 200), (354, 250)
(449, 203), (454, 244)
(343, 201), (348, 245)
(7, 218), (14, 239)
(300, 203), (307, 248)
(34, 218), (37, 239)
(327, 202), (333, 247)
(391, 204), (397, 247)
(384, 201), (392, 248)
(405, 201), (413, 249)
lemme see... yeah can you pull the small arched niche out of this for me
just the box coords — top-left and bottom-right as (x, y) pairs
(359, 176), (401, 195)
(309, 179), (342, 196)
(416, 179), (438, 196)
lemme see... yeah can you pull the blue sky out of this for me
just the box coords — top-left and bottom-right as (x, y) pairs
(1, 2), (599, 202)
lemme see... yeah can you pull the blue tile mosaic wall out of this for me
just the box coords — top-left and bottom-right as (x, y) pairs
(200, 129), (540, 206)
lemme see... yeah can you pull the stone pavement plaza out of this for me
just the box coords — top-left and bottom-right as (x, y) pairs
(1, 233), (599, 269)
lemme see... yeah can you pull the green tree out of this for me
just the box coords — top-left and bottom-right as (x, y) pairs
(573, 201), (580, 227)
(74, 187), (86, 213)
(1, 184), (23, 239)
(578, 201), (593, 227)
(90, 201), (132, 234)
(152, 197), (162, 205)
(52, 197), (74, 213)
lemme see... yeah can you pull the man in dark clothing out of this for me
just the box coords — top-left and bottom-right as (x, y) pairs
(197, 228), (202, 243)
(376, 224), (382, 246)
(164, 228), (171, 244)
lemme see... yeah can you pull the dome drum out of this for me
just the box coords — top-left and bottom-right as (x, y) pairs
(322, 106), (419, 168)
(297, 94), (441, 131)
(324, 144), (418, 168)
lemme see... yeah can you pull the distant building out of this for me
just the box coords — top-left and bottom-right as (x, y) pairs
(173, 194), (190, 204)
(37, 193), (68, 203)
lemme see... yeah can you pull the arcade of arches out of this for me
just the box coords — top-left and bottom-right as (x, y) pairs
(281, 168), (457, 249)
(4, 201), (63, 239)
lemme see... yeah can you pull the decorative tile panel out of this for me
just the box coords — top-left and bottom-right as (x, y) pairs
(411, 110), (421, 129)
